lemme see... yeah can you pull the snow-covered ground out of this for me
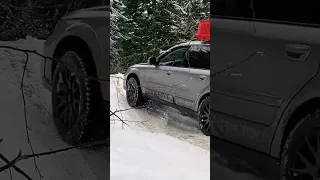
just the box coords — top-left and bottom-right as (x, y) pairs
(0, 36), (266, 180)
(110, 74), (210, 180)
(109, 75), (267, 180)
(0, 36), (109, 180)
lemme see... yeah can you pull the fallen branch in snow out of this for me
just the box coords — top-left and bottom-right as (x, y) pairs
(0, 152), (31, 180)
(0, 139), (109, 173)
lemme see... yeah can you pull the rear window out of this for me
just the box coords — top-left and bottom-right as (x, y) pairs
(187, 45), (210, 70)
(211, 0), (252, 19)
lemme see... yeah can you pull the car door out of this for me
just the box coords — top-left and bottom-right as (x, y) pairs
(144, 46), (189, 103)
(211, 0), (320, 154)
(211, 0), (268, 153)
(173, 45), (210, 110)
(251, 0), (320, 156)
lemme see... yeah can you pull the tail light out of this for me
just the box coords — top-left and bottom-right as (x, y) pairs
(196, 19), (210, 41)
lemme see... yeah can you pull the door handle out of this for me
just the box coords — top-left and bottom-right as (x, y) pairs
(199, 75), (207, 80)
(167, 71), (172, 75)
(285, 44), (311, 61)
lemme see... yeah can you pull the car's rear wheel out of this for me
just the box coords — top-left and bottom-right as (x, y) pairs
(52, 51), (108, 145)
(126, 77), (144, 107)
(281, 110), (320, 180)
(198, 96), (210, 136)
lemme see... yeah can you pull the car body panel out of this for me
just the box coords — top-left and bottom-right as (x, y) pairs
(256, 21), (320, 158)
(211, 18), (319, 156)
(41, 6), (110, 101)
(173, 68), (210, 110)
(271, 69), (320, 158)
(144, 65), (177, 103)
(123, 64), (148, 94)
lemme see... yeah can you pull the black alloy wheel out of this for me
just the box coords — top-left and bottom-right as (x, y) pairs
(282, 110), (320, 180)
(52, 51), (90, 144)
(286, 131), (320, 180)
(198, 96), (210, 136)
(55, 63), (84, 130)
(126, 77), (143, 107)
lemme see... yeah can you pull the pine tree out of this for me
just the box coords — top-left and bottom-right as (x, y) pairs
(117, 0), (209, 71)
(110, 0), (127, 73)
(0, 0), (104, 40)
(173, 0), (210, 40)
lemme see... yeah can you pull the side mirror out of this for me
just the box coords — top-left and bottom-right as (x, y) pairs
(148, 57), (157, 65)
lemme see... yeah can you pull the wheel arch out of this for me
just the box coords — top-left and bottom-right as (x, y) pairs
(51, 22), (104, 70)
(271, 89), (320, 158)
(49, 21), (109, 101)
(51, 35), (106, 108)
(124, 67), (145, 91)
(126, 73), (141, 87)
(195, 84), (210, 111)
(52, 35), (98, 78)
(281, 98), (320, 151)
(197, 92), (210, 111)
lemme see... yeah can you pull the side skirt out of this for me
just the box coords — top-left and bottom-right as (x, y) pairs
(211, 136), (281, 180)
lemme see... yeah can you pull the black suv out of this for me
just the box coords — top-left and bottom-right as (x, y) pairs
(211, 0), (320, 179)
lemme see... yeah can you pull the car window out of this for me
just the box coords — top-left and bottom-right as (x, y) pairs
(185, 45), (210, 70)
(158, 48), (188, 67)
(211, 0), (252, 18)
(254, 0), (320, 25)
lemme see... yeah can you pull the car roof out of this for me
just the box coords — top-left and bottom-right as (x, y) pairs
(178, 41), (209, 46)
(159, 41), (209, 53)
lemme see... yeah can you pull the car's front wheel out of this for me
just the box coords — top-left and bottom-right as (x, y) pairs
(51, 51), (108, 145)
(281, 110), (320, 180)
(198, 96), (210, 136)
(126, 76), (144, 107)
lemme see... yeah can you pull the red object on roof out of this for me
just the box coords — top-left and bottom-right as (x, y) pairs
(196, 19), (210, 41)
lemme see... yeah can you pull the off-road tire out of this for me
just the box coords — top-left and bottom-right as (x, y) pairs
(198, 96), (210, 136)
(126, 77), (144, 107)
(52, 51), (108, 145)
(281, 110), (320, 180)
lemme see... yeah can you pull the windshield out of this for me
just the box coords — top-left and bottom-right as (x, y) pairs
(156, 48), (174, 60)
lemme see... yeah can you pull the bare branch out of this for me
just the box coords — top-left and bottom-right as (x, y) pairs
(0, 139), (109, 173)
(0, 153), (32, 180)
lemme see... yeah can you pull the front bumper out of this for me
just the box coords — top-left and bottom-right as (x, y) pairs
(123, 72), (128, 90)
(40, 43), (53, 91)
(41, 61), (52, 91)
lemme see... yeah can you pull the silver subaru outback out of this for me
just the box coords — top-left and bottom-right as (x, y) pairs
(123, 41), (210, 135)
